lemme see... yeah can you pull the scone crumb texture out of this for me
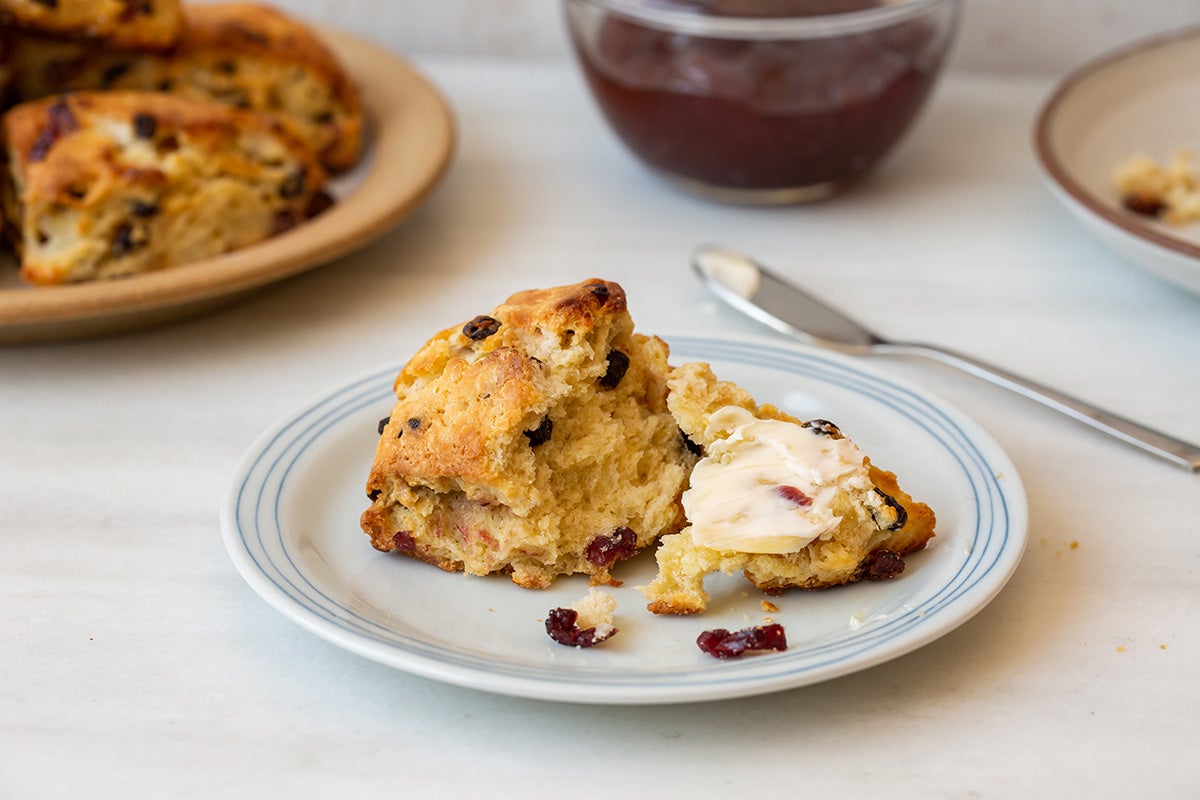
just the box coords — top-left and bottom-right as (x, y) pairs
(545, 589), (618, 648)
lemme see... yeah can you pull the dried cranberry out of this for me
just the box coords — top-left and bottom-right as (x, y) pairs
(856, 549), (905, 581)
(585, 527), (637, 567)
(130, 199), (159, 218)
(697, 624), (787, 659)
(871, 489), (908, 531)
(544, 607), (616, 648)
(377, 416), (390, 435)
(278, 169), (306, 199)
(777, 485), (812, 507)
(1122, 192), (1166, 218)
(305, 190), (335, 219)
(367, 489), (381, 501)
(270, 210), (297, 236)
(120, 0), (154, 19)
(29, 97), (78, 163)
(132, 112), (157, 139)
(392, 531), (416, 554)
(599, 350), (630, 389)
(587, 282), (610, 302)
(100, 62), (131, 87)
(803, 419), (843, 439)
(524, 417), (553, 447)
(462, 315), (501, 341)
(110, 223), (145, 257)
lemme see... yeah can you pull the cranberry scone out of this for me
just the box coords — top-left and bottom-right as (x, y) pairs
(642, 362), (936, 615)
(6, 3), (363, 171)
(361, 280), (699, 589)
(0, 90), (326, 285)
(0, 0), (183, 49)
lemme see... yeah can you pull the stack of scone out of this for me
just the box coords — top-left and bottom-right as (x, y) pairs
(361, 279), (937, 614)
(0, 1), (363, 286)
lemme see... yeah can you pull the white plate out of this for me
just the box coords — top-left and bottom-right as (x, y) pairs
(1035, 26), (1200, 297)
(221, 335), (1028, 704)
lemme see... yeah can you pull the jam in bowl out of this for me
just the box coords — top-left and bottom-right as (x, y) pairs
(564, 0), (960, 204)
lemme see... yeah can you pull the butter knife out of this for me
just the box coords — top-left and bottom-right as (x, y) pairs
(694, 245), (1200, 472)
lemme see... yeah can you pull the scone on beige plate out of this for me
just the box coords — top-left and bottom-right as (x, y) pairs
(4, 3), (364, 171)
(0, 90), (327, 285)
(642, 362), (936, 615)
(0, 0), (183, 49)
(361, 279), (699, 589)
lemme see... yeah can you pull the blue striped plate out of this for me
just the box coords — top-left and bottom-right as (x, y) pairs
(221, 335), (1027, 704)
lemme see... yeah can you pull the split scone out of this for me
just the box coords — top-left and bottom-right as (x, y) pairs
(1, 90), (326, 285)
(361, 280), (700, 589)
(642, 362), (936, 615)
(6, 3), (364, 171)
(0, 0), (183, 50)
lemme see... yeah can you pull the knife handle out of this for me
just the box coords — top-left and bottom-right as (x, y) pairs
(879, 342), (1200, 472)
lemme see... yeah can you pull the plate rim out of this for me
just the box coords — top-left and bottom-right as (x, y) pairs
(0, 27), (455, 342)
(220, 334), (1029, 704)
(1033, 24), (1200, 266)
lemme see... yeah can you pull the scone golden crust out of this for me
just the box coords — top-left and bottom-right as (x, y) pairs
(0, 0), (182, 49)
(5, 3), (364, 171)
(361, 280), (699, 589)
(642, 362), (936, 615)
(1, 90), (326, 285)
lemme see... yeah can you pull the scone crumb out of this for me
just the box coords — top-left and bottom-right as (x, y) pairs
(760, 600), (779, 613)
(545, 589), (618, 648)
(1113, 150), (1200, 225)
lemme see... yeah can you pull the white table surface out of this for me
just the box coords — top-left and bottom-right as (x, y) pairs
(4, 57), (1199, 798)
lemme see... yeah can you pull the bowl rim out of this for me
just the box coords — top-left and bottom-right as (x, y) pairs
(1032, 23), (1200, 264)
(566, 0), (956, 39)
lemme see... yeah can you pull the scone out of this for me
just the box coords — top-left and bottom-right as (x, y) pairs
(361, 280), (699, 589)
(642, 362), (936, 615)
(5, 3), (364, 171)
(1, 90), (327, 285)
(0, 0), (183, 49)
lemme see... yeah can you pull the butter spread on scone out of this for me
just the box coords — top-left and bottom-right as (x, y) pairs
(361, 279), (699, 590)
(642, 362), (935, 615)
(684, 405), (881, 554)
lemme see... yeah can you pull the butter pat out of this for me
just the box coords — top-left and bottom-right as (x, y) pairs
(683, 406), (872, 554)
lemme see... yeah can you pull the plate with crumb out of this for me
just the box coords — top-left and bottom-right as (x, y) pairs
(0, 20), (453, 343)
(221, 332), (1028, 705)
(1035, 25), (1200, 297)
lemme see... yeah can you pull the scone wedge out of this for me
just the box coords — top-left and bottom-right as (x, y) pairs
(0, 90), (327, 285)
(0, 0), (183, 50)
(3, 3), (363, 171)
(642, 362), (936, 615)
(361, 280), (699, 589)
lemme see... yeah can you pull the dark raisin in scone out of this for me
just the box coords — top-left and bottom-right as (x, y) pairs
(4, 3), (363, 172)
(0, 90), (326, 285)
(0, 0), (183, 50)
(361, 279), (700, 589)
(642, 362), (936, 615)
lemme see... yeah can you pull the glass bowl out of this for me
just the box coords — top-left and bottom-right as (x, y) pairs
(564, 0), (960, 204)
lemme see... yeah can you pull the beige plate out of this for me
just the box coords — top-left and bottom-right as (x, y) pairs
(0, 28), (455, 343)
(1034, 26), (1200, 297)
